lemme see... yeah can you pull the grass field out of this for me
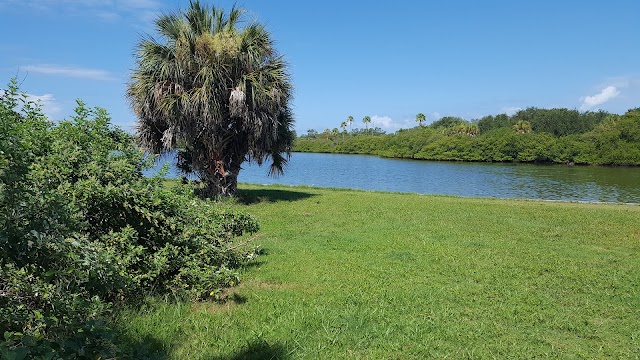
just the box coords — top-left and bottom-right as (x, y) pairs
(116, 184), (640, 359)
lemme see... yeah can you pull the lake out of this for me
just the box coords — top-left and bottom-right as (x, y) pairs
(150, 152), (640, 203)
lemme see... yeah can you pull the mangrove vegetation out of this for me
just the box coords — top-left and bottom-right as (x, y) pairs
(296, 107), (640, 166)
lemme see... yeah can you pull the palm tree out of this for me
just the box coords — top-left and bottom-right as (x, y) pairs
(416, 113), (426, 127)
(347, 115), (354, 132)
(451, 124), (468, 135)
(127, 1), (293, 197)
(340, 121), (347, 140)
(513, 120), (532, 134)
(363, 115), (371, 134)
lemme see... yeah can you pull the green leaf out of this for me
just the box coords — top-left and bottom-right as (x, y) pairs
(5, 347), (29, 360)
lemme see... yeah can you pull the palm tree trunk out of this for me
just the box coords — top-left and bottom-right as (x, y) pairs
(203, 158), (240, 197)
(204, 171), (238, 197)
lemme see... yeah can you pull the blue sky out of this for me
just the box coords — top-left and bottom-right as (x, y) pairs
(1, 0), (639, 134)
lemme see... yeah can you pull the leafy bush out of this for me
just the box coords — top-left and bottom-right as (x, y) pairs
(0, 79), (260, 357)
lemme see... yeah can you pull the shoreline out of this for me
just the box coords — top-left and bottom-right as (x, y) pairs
(238, 182), (640, 206)
(290, 150), (640, 168)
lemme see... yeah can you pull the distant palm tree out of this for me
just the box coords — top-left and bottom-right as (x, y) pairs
(363, 115), (371, 134)
(127, 1), (293, 197)
(340, 121), (347, 140)
(513, 120), (532, 134)
(347, 115), (354, 131)
(416, 113), (426, 127)
(451, 124), (468, 136)
(448, 123), (480, 136)
(467, 123), (480, 136)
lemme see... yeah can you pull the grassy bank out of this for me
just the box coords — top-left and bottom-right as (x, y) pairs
(116, 185), (640, 359)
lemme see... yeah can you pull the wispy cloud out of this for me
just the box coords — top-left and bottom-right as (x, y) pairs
(370, 115), (394, 129)
(604, 75), (640, 89)
(362, 113), (447, 132)
(21, 64), (114, 81)
(25, 93), (62, 119)
(501, 106), (522, 116)
(96, 11), (121, 22)
(367, 115), (413, 132)
(5, 0), (161, 23)
(120, 0), (159, 10)
(580, 86), (620, 111)
(1, 89), (62, 118)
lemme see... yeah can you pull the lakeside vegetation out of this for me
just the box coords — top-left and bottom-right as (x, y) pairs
(3, 0), (639, 357)
(3, 80), (639, 357)
(295, 107), (640, 166)
(0, 81), (260, 358)
(117, 184), (640, 358)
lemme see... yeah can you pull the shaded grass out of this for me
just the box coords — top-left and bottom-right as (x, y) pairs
(117, 185), (640, 359)
(237, 188), (316, 204)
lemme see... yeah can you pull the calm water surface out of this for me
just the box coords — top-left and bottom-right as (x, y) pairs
(152, 152), (640, 203)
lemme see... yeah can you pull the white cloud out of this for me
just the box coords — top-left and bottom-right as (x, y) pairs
(25, 93), (62, 119)
(580, 85), (620, 111)
(363, 113), (447, 132)
(363, 115), (411, 132)
(370, 115), (394, 128)
(501, 106), (522, 116)
(21, 64), (114, 81)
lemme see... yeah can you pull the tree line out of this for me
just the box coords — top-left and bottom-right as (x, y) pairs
(296, 107), (640, 166)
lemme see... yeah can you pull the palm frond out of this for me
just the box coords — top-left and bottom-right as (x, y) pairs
(129, 1), (294, 195)
(155, 13), (184, 40)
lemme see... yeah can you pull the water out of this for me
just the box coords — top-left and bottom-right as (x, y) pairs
(149, 152), (640, 203)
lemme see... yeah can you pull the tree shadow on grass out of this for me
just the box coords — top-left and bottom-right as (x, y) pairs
(237, 189), (315, 205)
(228, 292), (247, 305)
(213, 340), (289, 360)
(241, 259), (266, 270)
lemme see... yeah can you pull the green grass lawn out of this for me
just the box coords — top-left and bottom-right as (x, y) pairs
(116, 184), (640, 359)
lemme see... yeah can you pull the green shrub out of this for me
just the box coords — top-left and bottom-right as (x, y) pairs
(0, 79), (260, 357)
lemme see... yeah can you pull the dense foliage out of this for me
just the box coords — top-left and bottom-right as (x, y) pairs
(295, 107), (640, 166)
(128, 1), (294, 197)
(0, 80), (259, 358)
